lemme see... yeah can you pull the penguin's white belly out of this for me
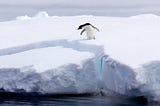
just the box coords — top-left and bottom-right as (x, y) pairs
(85, 28), (95, 39)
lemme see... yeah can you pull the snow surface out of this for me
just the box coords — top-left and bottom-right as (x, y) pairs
(0, 11), (160, 101)
(0, 46), (94, 72)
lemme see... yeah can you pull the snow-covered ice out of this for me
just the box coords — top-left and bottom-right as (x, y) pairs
(0, 11), (160, 102)
(0, 46), (94, 72)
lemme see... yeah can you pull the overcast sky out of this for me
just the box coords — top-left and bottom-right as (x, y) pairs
(1, 0), (160, 6)
(0, 0), (160, 21)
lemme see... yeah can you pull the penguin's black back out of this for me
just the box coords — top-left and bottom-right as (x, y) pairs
(78, 23), (91, 30)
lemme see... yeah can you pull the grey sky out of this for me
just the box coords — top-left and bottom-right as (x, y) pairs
(1, 0), (160, 6)
(0, 0), (160, 21)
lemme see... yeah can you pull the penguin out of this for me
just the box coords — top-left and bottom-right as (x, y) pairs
(78, 23), (99, 40)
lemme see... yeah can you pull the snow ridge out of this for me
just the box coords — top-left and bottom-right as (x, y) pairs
(0, 39), (103, 57)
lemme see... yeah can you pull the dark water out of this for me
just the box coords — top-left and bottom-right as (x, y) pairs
(0, 95), (152, 106)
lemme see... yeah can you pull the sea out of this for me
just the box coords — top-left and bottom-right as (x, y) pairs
(0, 94), (153, 106)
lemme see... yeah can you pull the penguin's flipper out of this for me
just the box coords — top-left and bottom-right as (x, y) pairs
(80, 29), (85, 35)
(95, 27), (100, 32)
(91, 25), (100, 32)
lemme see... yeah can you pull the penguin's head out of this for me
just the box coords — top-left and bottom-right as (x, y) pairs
(78, 23), (91, 30)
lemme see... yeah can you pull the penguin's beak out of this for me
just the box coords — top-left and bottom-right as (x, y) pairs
(78, 24), (83, 30)
(77, 27), (81, 30)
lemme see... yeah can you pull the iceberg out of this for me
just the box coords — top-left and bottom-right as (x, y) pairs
(0, 12), (160, 102)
